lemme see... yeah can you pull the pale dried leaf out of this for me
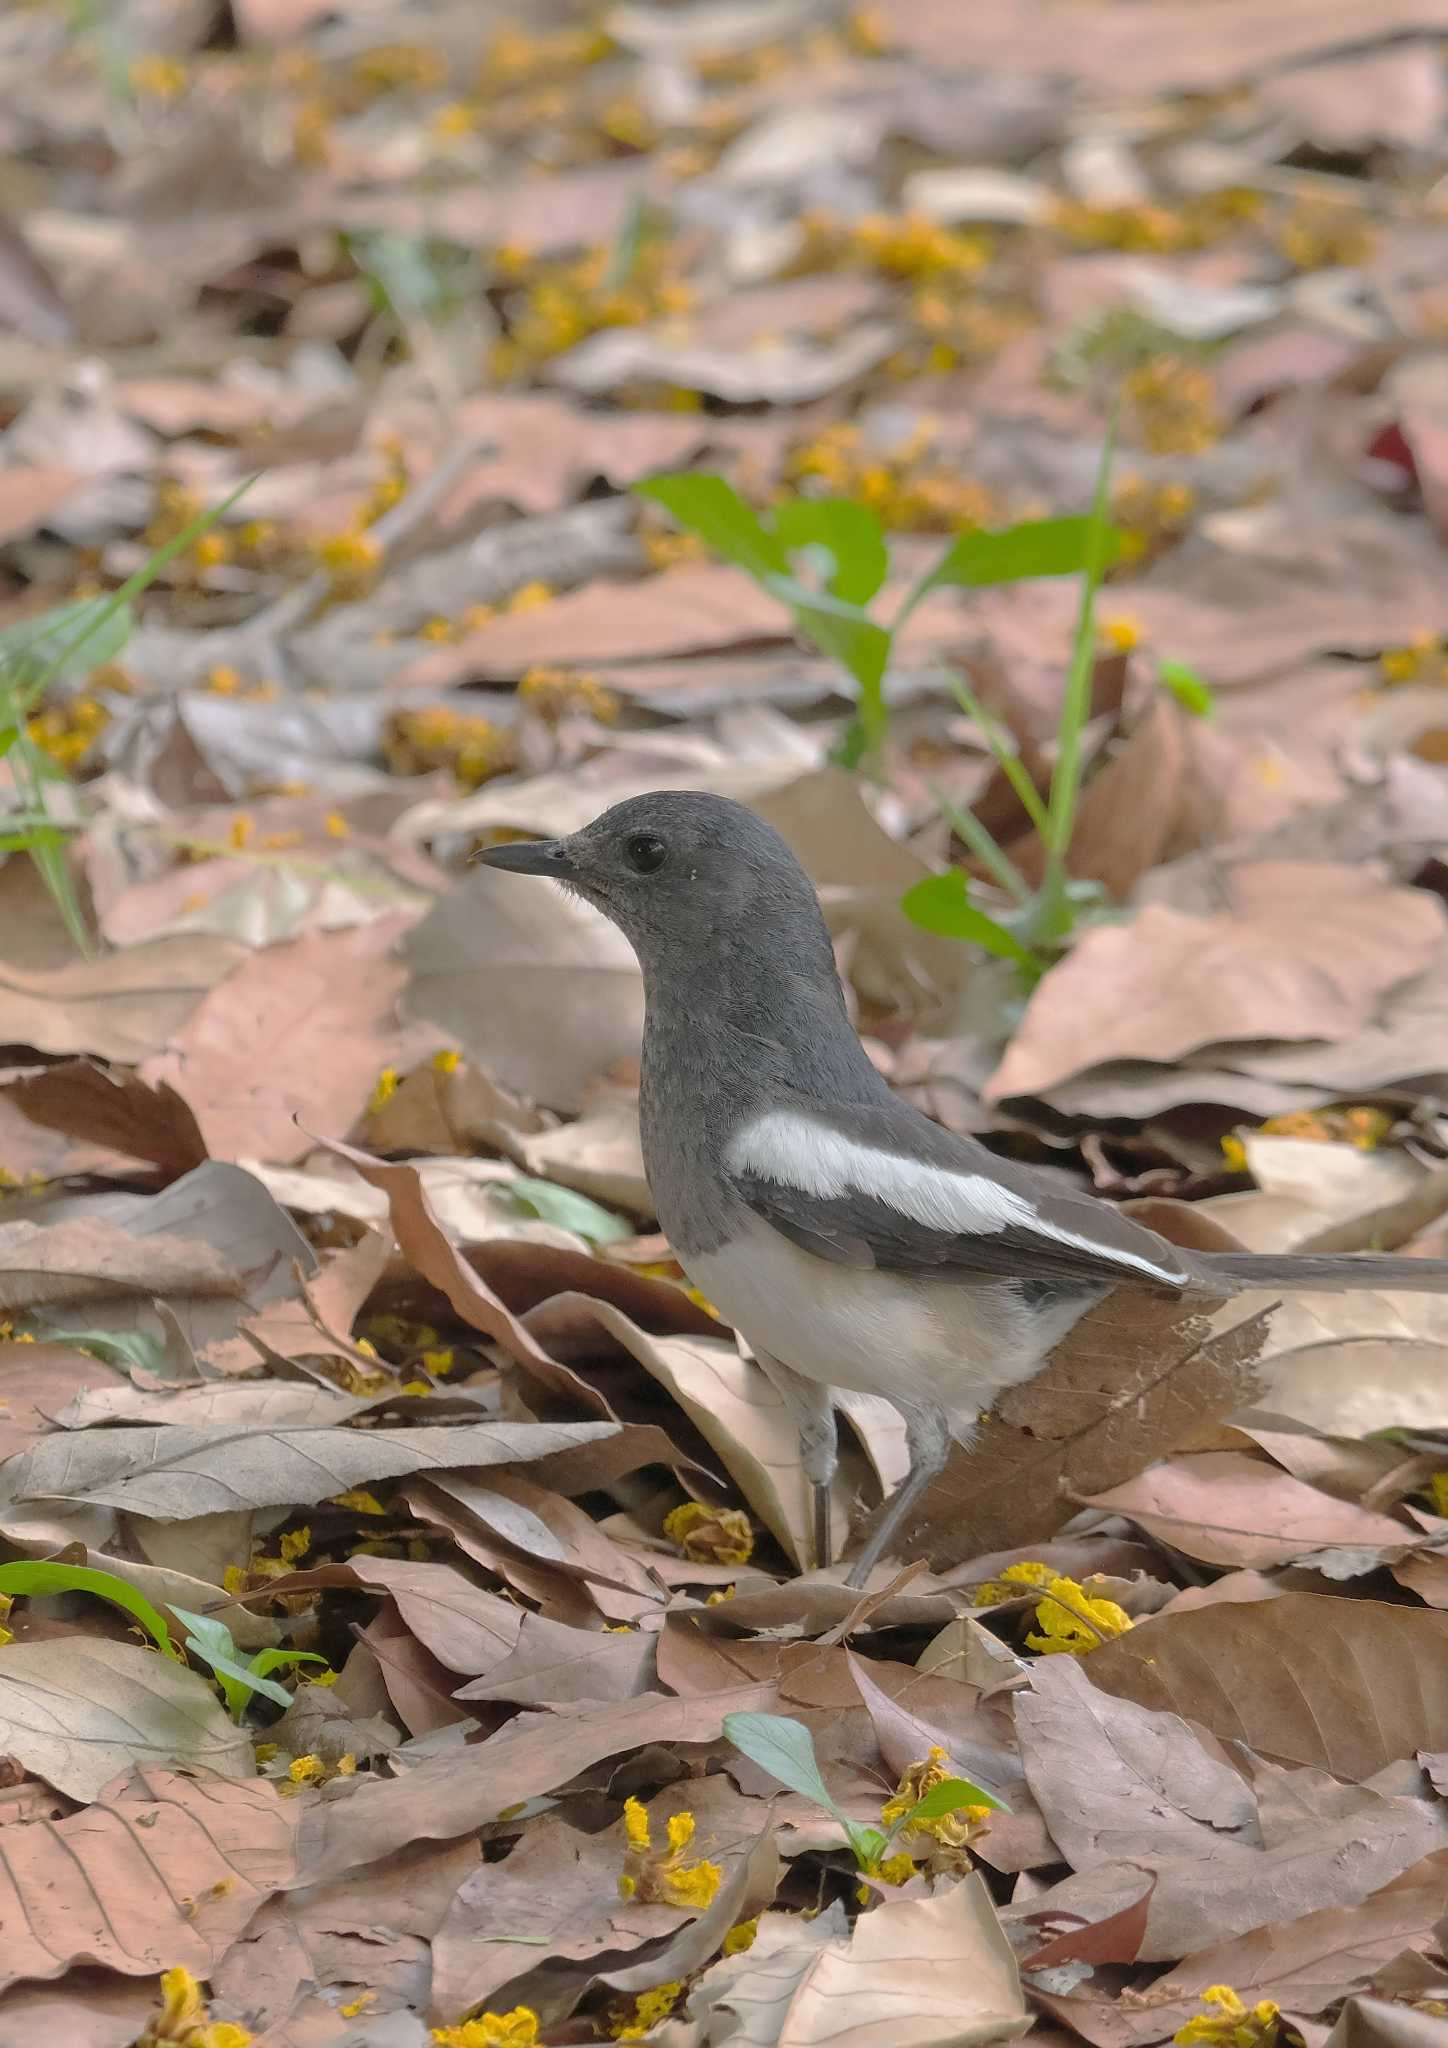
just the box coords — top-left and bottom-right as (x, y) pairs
(3, 1415), (619, 1518)
(0, 1638), (252, 1800)
(1082, 1453), (1413, 1569)
(777, 1875), (1030, 2047)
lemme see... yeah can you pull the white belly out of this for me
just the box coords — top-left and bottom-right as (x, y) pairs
(686, 1214), (1049, 1430)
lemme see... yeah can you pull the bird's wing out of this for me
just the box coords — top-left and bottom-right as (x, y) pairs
(726, 1098), (1193, 1290)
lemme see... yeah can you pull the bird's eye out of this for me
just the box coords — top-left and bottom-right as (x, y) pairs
(624, 832), (667, 874)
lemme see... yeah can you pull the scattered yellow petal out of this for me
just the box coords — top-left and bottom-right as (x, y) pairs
(663, 1500), (753, 1566)
(723, 1916), (758, 1955)
(332, 1488), (387, 1515)
(1026, 1575), (1134, 1656)
(1174, 1985), (1281, 2047)
(432, 1048), (461, 1073)
(618, 1799), (722, 1909)
(611, 1981), (682, 2040)
(288, 1754), (325, 1784)
(431, 2007), (539, 2047)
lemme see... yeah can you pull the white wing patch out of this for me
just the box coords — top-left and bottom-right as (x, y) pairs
(728, 1109), (1187, 1286)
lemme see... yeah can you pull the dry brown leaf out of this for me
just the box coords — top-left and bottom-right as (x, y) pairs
(141, 915), (414, 1164)
(0, 465), (80, 543)
(454, 1609), (657, 1705)
(1081, 1453), (1414, 1569)
(1041, 1850), (1448, 2047)
(0, 1341), (122, 1462)
(1011, 1659), (1448, 1964)
(2, 1413), (619, 1518)
(1, 1057), (208, 1176)
(987, 865), (1446, 1103)
(895, 1292), (1265, 1567)
(547, 319), (899, 405)
(0, 1215), (241, 1314)
(293, 1684), (777, 1884)
(0, 1638), (252, 1799)
(776, 1875), (1030, 2047)
(430, 1815), (679, 2022)
(1087, 1593), (1448, 1777)
(402, 866), (644, 1111)
(0, 1765), (297, 1993)
(688, 1905), (850, 2047)
(0, 937), (246, 1063)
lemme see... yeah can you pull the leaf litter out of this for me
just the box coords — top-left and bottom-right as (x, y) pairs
(2, 3), (1448, 2046)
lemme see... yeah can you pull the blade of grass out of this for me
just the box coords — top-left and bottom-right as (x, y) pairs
(1036, 412), (1117, 940)
(924, 776), (1032, 907)
(946, 676), (1051, 837)
(11, 475), (255, 717)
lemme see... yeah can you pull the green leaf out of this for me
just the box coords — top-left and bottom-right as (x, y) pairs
(723, 1712), (844, 1820)
(502, 1176), (633, 1244)
(772, 497), (890, 606)
(844, 1822), (888, 1867)
(169, 1604), (295, 1719)
(1157, 657), (1215, 718)
(907, 1775), (1008, 1821)
(901, 873), (1037, 966)
(0, 594), (134, 684)
(633, 474), (790, 584)
(764, 576), (892, 747)
(36, 1325), (169, 1373)
(898, 516), (1121, 633)
(248, 1646), (329, 1682)
(0, 1561), (180, 1659)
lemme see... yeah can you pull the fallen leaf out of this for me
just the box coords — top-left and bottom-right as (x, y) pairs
(0, 1215), (240, 1314)
(0, 1765), (296, 1992)
(777, 1874), (1030, 2047)
(3, 1414), (620, 1518)
(1, 1058), (208, 1176)
(896, 1292), (1265, 1567)
(293, 1684), (777, 1884)
(687, 1905), (850, 2047)
(453, 1609), (657, 1705)
(1087, 1594), (1448, 1777)
(1040, 1850), (1448, 2046)
(547, 319), (899, 404)
(0, 1639), (252, 1800)
(1081, 1453), (1413, 1569)
(430, 1816), (676, 2023)
(402, 868), (644, 1112)
(142, 915), (415, 1164)
(0, 937), (246, 1063)
(988, 865), (1446, 1103)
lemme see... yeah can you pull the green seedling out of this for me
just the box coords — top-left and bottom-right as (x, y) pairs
(723, 1709), (1006, 1883)
(168, 1604), (329, 1722)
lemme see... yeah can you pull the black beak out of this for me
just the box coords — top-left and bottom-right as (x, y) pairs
(470, 837), (575, 878)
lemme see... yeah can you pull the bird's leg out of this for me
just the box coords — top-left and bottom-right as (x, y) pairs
(844, 1403), (950, 1591)
(753, 1349), (837, 1571)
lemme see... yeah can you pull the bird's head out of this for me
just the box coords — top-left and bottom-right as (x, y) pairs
(472, 789), (830, 974)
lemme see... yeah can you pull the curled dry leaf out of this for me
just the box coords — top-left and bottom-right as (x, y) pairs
(0, 1638), (253, 1801)
(1, 1058), (207, 1176)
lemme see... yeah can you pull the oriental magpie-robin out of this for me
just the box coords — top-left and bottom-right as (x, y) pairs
(477, 791), (1448, 1587)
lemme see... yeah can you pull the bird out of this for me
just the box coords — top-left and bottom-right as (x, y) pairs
(476, 790), (1448, 1588)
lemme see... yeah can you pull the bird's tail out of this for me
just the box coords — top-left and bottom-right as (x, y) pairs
(1196, 1250), (1448, 1294)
